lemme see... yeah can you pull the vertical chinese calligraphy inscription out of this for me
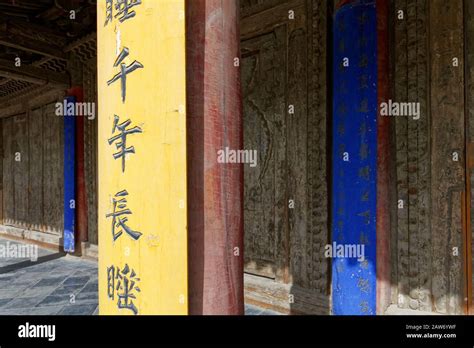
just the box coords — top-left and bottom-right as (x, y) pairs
(98, 0), (188, 315)
(332, 0), (377, 315)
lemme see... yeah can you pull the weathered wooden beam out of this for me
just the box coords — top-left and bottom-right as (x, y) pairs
(0, 78), (10, 86)
(0, 16), (69, 47)
(0, 59), (69, 88)
(0, 32), (67, 60)
(0, 87), (63, 119)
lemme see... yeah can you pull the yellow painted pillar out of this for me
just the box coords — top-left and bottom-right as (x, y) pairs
(97, 0), (187, 315)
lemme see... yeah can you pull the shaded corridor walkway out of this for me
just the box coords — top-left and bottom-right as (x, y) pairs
(0, 238), (279, 315)
(0, 238), (98, 315)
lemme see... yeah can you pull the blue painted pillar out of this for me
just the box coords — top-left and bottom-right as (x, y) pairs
(64, 96), (76, 253)
(332, 0), (377, 315)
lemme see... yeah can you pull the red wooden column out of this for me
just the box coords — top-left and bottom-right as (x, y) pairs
(376, 0), (391, 314)
(186, 0), (244, 314)
(67, 86), (88, 253)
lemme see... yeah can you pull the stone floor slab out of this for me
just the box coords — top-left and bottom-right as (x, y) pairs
(59, 304), (98, 315)
(0, 237), (99, 315)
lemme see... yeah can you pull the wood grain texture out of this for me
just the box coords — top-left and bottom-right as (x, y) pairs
(240, 0), (329, 310)
(42, 102), (63, 235)
(2, 117), (14, 226)
(186, 0), (244, 314)
(1, 102), (63, 236)
(415, 0), (431, 313)
(13, 113), (28, 228)
(244, 273), (329, 314)
(240, 0), (285, 18)
(429, 0), (465, 315)
(465, 0), (474, 313)
(393, 0), (434, 312)
(406, 0), (419, 310)
(307, 0), (329, 294)
(28, 107), (44, 231)
(394, 0), (410, 310)
(242, 28), (286, 280)
(83, 58), (98, 245)
(288, 17), (309, 289)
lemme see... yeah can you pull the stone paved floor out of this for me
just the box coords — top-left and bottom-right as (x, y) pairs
(0, 237), (280, 315)
(0, 238), (98, 315)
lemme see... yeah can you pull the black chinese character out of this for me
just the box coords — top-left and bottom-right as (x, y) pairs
(105, 0), (113, 26)
(107, 47), (144, 103)
(115, 0), (142, 23)
(107, 264), (141, 315)
(107, 265), (115, 299)
(108, 115), (143, 172)
(106, 190), (143, 241)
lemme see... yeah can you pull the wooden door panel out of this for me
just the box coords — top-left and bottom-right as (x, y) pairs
(242, 26), (287, 278)
(43, 102), (63, 235)
(241, 0), (309, 283)
(2, 117), (14, 226)
(13, 114), (28, 228)
(241, 0), (330, 299)
(29, 108), (44, 231)
(240, 0), (330, 312)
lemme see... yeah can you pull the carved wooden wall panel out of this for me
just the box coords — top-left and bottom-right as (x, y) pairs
(2, 117), (14, 226)
(1, 102), (63, 235)
(242, 28), (286, 279)
(429, 0), (465, 315)
(241, 0), (329, 308)
(393, 0), (465, 314)
(465, 0), (474, 313)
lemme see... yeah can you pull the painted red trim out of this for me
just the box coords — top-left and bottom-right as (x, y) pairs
(376, 0), (391, 314)
(67, 86), (88, 252)
(186, 0), (244, 314)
